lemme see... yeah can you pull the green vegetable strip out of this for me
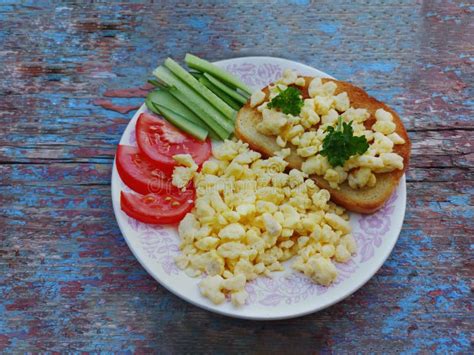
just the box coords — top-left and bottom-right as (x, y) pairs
(189, 118), (219, 140)
(147, 79), (163, 87)
(146, 89), (207, 129)
(148, 89), (224, 139)
(199, 76), (242, 111)
(146, 89), (223, 140)
(167, 88), (231, 140)
(153, 66), (233, 139)
(154, 103), (220, 140)
(153, 103), (206, 129)
(190, 71), (203, 80)
(155, 105), (208, 141)
(145, 95), (161, 115)
(236, 89), (251, 100)
(164, 58), (236, 120)
(204, 73), (248, 105)
(185, 53), (253, 95)
(145, 96), (211, 140)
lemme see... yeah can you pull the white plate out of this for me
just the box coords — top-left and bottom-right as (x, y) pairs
(111, 57), (406, 320)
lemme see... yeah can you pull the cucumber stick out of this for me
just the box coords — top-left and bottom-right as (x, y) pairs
(199, 76), (241, 111)
(167, 87), (231, 140)
(153, 103), (220, 140)
(164, 58), (236, 120)
(145, 97), (208, 140)
(145, 94), (161, 115)
(145, 89), (221, 140)
(161, 88), (224, 139)
(146, 90), (222, 140)
(147, 89), (206, 128)
(190, 71), (203, 80)
(204, 73), (248, 105)
(147, 79), (164, 87)
(156, 105), (208, 141)
(153, 66), (233, 139)
(185, 53), (253, 95)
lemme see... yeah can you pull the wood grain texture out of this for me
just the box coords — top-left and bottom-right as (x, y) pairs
(1, 0), (472, 352)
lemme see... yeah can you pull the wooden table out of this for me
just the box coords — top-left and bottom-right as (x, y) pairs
(1, 1), (472, 352)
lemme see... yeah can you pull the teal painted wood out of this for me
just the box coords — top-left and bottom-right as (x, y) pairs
(1, 1), (472, 353)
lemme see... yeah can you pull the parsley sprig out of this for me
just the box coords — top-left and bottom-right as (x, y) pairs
(267, 87), (303, 116)
(320, 116), (369, 167)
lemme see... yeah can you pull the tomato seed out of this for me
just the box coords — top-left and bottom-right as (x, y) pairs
(144, 196), (155, 204)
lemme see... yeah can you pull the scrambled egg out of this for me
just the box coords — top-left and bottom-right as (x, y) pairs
(250, 70), (406, 190)
(173, 140), (356, 307)
(172, 154), (198, 190)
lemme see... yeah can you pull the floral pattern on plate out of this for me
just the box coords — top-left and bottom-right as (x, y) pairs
(225, 63), (282, 88)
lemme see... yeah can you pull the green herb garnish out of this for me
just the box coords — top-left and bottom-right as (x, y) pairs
(320, 116), (369, 167)
(267, 87), (304, 115)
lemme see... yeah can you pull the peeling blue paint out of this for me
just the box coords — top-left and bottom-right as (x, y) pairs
(384, 278), (471, 353)
(287, 0), (310, 5)
(186, 17), (209, 31)
(363, 61), (397, 73)
(318, 22), (339, 35)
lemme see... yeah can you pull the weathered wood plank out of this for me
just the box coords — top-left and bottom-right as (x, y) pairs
(1, 0), (472, 353)
(1, 130), (472, 171)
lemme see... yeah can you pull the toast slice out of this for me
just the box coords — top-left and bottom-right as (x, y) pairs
(235, 77), (411, 214)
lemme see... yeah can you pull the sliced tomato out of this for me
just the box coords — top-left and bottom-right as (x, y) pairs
(136, 112), (211, 169)
(116, 145), (174, 195)
(121, 188), (195, 224)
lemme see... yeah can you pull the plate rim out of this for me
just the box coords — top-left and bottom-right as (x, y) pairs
(111, 56), (406, 320)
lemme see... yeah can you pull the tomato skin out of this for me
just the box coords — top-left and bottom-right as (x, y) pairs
(119, 112), (208, 225)
(136, 112), (211, 169)
(116, 145), (175, 195)
(120, 189), (195, 225)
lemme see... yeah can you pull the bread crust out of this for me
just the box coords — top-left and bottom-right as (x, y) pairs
(235, 77), (411, 214)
